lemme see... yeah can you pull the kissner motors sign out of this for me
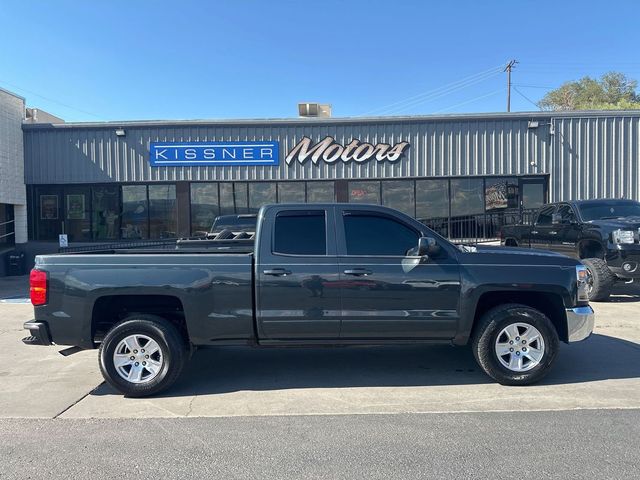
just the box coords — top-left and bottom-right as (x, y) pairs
(149, 141), (280, 166)
(285, 136), (410, 165)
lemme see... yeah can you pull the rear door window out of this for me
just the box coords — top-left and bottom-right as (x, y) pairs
(273, 210), (326, 255)
(343, 213), (418, 256)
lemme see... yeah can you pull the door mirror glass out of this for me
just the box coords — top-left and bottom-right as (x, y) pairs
(417, 236), (441, 257)
(551, 213), (562, 224)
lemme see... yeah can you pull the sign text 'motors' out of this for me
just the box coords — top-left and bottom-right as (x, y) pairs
(285, 136), (410, 165)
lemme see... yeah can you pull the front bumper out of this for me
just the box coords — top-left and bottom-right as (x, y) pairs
(607, 246), (640, 279)
(22, 321), (52, 346)
(566, 306), (595, 342)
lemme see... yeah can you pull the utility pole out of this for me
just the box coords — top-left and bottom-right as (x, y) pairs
(504, 59), (518, 112)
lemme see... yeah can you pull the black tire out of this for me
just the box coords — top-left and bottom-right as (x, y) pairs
(582, 258), (615, 302)
(471, 303), (559, 386)
(99, 315), (187, 397)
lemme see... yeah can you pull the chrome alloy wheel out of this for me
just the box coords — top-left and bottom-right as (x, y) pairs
(494, 322), (545, 372)
(113, 334), (164, 384)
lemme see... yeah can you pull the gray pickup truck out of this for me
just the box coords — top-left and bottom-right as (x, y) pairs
(24, 203), (595, 397)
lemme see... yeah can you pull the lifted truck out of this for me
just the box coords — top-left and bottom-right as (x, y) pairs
(501, 199), (640, 301)
(24, 203), (594, 397)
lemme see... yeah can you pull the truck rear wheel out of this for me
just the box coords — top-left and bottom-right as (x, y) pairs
(99, 315), (187, 397)
(471, 304), (559, 386)
(582, 258), (615, 301)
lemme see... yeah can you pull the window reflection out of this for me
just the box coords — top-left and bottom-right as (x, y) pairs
(249, 182), (276, 212)
(277, 182), (305, 203)
(149, 184), (177, 239)
(121, 185), (148, 239)
(93, 186), (120, 240)
(306, 182), (335, 203)
(416, 180), (449, 220)
(450, 178), (484, 216)
(382, 181), (414, 216)
(191, 183), (219, 235)
(234, 183), (249, 214)
(349, 181), (380, 204)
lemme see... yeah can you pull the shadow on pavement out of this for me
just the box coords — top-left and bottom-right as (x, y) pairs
(92, 333), (640, 398)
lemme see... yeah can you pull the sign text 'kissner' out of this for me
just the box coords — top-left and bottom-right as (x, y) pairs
(149, 141), (279, 167)
(285, 136), (410, 165)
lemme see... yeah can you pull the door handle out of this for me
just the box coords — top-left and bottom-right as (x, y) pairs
(344, 268), (373, 276)
(531, 230), (538, 235)
(263, 268), (292, 276)
(549, 231), (558, 235)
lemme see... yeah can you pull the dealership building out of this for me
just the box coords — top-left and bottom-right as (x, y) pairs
(1, 88), (640, 272)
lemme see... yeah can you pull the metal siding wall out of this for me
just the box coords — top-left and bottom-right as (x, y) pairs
(26, 117), (551, 185)
(551, 115), (640, 202)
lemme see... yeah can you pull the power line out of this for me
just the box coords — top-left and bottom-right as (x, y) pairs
(359, 64), (503, 116)
(513, 86), (540, 109)
(0, 79), (103, 120)
(512, 84), (555, 89)
(433, 89), (503, 114)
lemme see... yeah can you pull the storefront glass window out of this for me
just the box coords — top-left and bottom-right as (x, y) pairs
(64, 186), (91, 241)
(149, 184), (177, 239)
(249, 182), (276, 212)
(415, 180), (449, 221)
(121, 185), (148, 239)
(306, 182), (335, 203)
(234, 183), (249, 214)
(277, 182), (305, 203)
(219, 183), (235, 215)
(450, 178), (484, 216)
(382, 180), (415, 217)
(349, 181), (380, 204)
(484, 177), (518, 211)
(190, 183), (219, 235)
(92, 186), (120, 240)
(36, 186), (62, 240)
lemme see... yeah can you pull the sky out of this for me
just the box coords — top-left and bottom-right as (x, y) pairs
(1, 0), (639, 122)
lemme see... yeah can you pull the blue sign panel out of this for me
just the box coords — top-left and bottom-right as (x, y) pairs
(149, 141), (279, 167)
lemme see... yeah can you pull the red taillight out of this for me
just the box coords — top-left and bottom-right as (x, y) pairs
(30, 269), (48, 306)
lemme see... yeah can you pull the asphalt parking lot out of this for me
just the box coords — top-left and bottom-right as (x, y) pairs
(1, 275), (639, 479)
(1, 275), (639, 419)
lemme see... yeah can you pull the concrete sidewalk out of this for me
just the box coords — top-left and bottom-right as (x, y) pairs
(1, 284), (638, 419)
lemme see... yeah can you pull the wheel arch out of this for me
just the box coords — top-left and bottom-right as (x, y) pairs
(470, 291), (568, 343)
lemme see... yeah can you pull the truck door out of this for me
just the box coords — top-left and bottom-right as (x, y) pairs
(336, 208), (461, 339)
(551, 204), (581, 258)
(530, 205), (556, 250)
(256, 207), (342, 340)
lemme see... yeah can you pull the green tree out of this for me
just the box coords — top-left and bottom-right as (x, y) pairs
(538, 72), (640, 111)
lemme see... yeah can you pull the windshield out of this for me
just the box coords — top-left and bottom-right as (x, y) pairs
(578, 201), (640, 221)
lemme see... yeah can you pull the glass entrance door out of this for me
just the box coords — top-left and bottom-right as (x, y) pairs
(519, 178), (547, 211)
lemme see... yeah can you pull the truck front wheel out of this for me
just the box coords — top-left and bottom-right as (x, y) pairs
(581, 258), (615, 301)
(99, 315), (187, 397)
(471, 304), (559, 386)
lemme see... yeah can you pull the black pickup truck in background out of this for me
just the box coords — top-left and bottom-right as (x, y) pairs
(24, 203), (594, 397)
(501, 199), (640, 301)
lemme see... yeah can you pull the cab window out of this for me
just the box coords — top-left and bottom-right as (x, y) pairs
(273, 210), (326, 255)
(536, 206), (555, 226)
(343, 213), (418, 256)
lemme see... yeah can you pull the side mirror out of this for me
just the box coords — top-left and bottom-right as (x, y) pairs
(552, 213), (561, 225)
(417, 236), (441, 257)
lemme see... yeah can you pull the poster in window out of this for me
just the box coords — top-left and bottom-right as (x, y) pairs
(66, 194), (86, 220)
(40, 195), (59, 220)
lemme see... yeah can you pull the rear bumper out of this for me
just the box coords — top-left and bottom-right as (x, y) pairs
(22, 321), (52, 346)
(566, 306), (595, 342)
